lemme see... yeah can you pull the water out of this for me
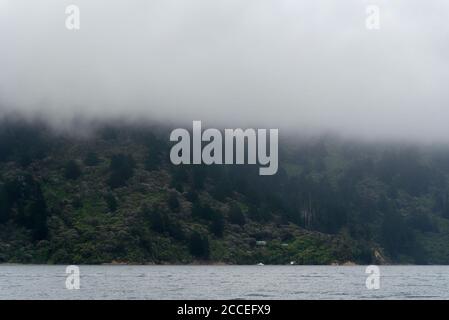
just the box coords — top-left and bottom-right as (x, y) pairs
(0, 265), (448, 299)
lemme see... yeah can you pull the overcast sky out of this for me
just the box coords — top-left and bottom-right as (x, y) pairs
(1, 0), (449, 141)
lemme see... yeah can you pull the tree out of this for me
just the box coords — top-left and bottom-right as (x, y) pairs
(192, 167), (207, 190)
(381, 208), (413, 256)
(189, 231), (210, 259)
(104, 193), (118, 212)
(210, 213), (225, 237)
(23, 195), (48, 240)
(144, 151), (162, 171)
(8, 175), (49, 240)
(192, 202), (216, 221)
(84, 152), (100, 166)
(0, 184), (11, 223)
(185, 189), (198, 203)
(170, 167), (189, 193)
(167, 191), (180, 212)
(64, 160), (81, 180)
(211, 174), (232, 201)
(144, 135), (166, 171)
(150, 210), (166, 233)
(108, 154), (135, 188)
(166, 219), (185, 241)
(228, 203), (246, 226)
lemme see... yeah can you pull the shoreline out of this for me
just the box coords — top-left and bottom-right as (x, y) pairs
(0, 263), (426, 266)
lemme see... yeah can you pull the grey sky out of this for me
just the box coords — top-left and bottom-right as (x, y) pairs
(1, 0), (449, 141)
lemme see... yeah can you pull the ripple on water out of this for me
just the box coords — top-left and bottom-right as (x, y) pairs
(1, 265), (449, 299)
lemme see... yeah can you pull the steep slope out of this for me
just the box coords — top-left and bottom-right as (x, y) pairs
(1, 118), (449, 264)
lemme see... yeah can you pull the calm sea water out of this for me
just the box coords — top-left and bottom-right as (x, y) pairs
(0, 265), (448, 300)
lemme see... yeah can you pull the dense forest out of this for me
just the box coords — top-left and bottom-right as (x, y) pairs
(2, 117), (449, 264)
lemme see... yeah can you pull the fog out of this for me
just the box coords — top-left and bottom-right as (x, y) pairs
(1, 0), (449, 142)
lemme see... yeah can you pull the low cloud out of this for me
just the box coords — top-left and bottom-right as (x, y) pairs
(1, 0), (448, 142)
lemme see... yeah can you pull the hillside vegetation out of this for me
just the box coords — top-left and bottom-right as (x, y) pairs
(2, 118), (449, 264)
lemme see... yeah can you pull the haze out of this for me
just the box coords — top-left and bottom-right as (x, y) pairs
(1, 0), (448, 142)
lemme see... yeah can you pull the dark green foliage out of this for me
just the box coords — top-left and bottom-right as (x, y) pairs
(104, 193), (118, 212)
(192, 202), (217, 221)
(189, 231), (210, 259)
(170, 167), (189, 192)
(84, 152), (100, 166)
(22, 196), (48, 240)
(171, 182), (184, 193)
(166, 219), (185, 241)
(171, 167), (189, 183)
(381, 208), (413, 255)
(0, 184), (11, 223)
(228, 203), (246, 226)
(0, 119), (52, 166)
(381, 209), (428, 263)
(167, 191), (180, 212)
(0, 175), (48, 240)
(144, 134), (165, 171)
(211, 175), (232, 201)
(64, 160), (82, 180)
(145, 204), (185, 240)
(144, 151), (162, 171)
(145, 154), (161, 171)
(376, 149), (433, 196)
(185, 189), (199, 203)
(247, 204), (271, 222)
(407, 211), (436, 233)
(108, 154), (135, 188)
(434, 192), (449, 219)
(192, 167), (207, 190)
(3, 119), (449, 264)
(72, 196), (83, 209)
(149, 210), (166, 233)
(210, 212), (225, 237)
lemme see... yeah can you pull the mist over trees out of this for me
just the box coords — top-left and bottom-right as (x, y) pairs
(1, 119), (449, 264)
(2, 1), (449, 143)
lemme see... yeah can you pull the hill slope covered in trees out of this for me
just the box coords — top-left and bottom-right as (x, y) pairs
(2, 117), (449, 264)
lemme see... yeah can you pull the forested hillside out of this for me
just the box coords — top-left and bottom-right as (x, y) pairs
(2, 117), (449, 264)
